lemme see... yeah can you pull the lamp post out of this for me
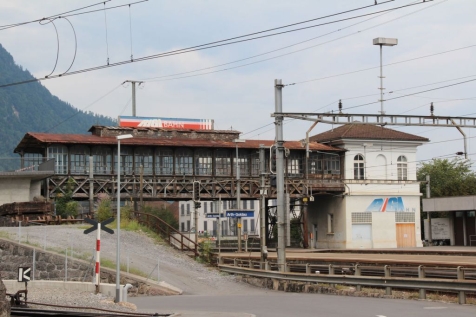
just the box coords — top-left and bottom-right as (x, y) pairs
(115, 134), (133, 303)
(234, 138), (246, 252)
(373, 37), (398, 115)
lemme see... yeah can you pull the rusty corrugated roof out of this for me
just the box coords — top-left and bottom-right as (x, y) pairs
(310, 123), (429, 143)
(15, 132), (343, 152)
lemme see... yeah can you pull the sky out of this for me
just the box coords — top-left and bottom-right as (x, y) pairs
(1, 0), (475, 166)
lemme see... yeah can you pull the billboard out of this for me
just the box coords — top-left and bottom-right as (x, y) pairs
(118, 116), (214, 130)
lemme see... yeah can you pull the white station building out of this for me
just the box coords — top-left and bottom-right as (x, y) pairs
(308, 123), (429, 249)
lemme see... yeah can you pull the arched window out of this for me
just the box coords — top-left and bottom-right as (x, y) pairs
(397, 155), (408, 180)
(354, 154), (365, 180)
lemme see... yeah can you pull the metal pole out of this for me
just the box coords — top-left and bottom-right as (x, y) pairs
(274, 79), (286, 272)
(132, 82), (136, 117)
(115, 139), (121, 303)
(32, 248), (36, 281)
(426, 175), (432, 244)
(194, 202), (198, 246)
(379, 44), (384, 114)
(236, 143), (242, 252)
(259, 145), (267, 263)
(96, 223), (101, 294)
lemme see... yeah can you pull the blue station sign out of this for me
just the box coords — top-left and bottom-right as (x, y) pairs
(225, 210), (255, 218)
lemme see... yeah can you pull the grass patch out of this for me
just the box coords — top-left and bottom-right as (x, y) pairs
(0, 231), (10, 239)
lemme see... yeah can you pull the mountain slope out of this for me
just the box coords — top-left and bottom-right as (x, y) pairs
(0, 44), (116, 169)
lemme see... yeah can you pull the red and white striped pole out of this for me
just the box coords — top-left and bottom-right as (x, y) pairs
(95, 223), (101, 293)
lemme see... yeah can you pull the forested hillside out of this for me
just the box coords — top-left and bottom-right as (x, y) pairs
(0, 44), (116, 169)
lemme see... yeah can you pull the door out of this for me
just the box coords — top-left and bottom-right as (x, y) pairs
(396, 223), (416, 247)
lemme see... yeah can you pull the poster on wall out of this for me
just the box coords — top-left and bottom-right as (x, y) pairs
(118, 116), (214, 130)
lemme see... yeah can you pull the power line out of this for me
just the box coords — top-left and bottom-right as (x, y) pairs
(0, 0), (433, 89)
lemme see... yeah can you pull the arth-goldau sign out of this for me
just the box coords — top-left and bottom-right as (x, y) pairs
(225, 210), (254, 218)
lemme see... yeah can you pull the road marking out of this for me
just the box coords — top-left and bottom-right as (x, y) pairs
(424, 307), (447, 309)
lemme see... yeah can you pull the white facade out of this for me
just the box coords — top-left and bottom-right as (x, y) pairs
(307, 136), (426, 249)
(178, 199), (261, 237)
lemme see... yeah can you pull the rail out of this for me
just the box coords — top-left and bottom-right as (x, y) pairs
(218, 257), (476, 305)
(133, 211), (198, 257)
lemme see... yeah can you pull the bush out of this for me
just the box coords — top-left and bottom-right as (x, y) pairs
(96, 198), (113, 222)
(141, 205), (178, 229)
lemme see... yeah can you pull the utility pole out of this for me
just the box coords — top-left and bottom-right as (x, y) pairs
(123, 80), (143, 116)
(274, 79), (286, 272)
(259, 145), (268, 265)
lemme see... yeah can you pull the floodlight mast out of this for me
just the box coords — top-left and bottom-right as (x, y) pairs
(373, 37), (398, 115)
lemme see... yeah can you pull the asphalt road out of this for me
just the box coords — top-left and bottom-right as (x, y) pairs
(130, 292), (476, 317)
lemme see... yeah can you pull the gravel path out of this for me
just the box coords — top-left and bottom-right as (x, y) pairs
(0, 224), (267, 312)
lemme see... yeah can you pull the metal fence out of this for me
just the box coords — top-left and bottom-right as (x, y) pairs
(219, 257), (476, 305)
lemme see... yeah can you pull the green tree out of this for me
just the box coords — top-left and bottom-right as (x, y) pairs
(55, 178), (79, 217)
(417, 157), (476, 197)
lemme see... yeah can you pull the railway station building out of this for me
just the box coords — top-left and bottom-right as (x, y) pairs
(11, 122), (429, 249)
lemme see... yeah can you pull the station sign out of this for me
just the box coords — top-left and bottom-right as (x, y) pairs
(225, 210), (255, 218)
(206, 213), (223, 218)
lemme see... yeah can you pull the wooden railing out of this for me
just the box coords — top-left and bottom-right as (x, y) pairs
(133, 211), (198, 257)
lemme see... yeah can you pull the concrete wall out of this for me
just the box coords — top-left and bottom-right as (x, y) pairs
(0, 239), (179, 296)
(0, 178), (37, 206)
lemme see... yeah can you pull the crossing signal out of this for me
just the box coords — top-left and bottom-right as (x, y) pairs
(193, 181), (200, 202)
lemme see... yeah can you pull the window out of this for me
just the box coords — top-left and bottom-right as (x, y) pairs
(250, 219), (255, 233)
(251, 151), (262, 176)
(211, 202), (214, 213)
(286, 152), (302, 176)
(181, 222), (184, 232)
(324, 154), (340, 174)
(243, 200), (247, 209)
(92, 146), (112, 174)
(250, 200), (255, 209)
(176, 148), (193, 175)
(187, 204), (190, 215)
(24, 153), (43, 170)
(223, 200), (227, 210)
(397, 155), (408, 180)
(308, 153), (323, 176)
(354, 154), (365, 180)
(195, 149), (213, 175)
(203, 221), (208, 232)
(135, 147), (153, 175)
(181, 204), (184, 216)
(204, 202), (208, 213)
(243, 219), (248, 233)
(235, 150), (250, 176)
(114, 147), (133, 174)
(156, 148), (173, 175)
(187, 220), (190, 231)
(48, 145), (68, 174)
(327, 214), (334, 234)
(215, 149), (231, 176)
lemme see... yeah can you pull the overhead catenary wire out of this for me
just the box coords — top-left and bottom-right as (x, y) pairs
(0, 0), (112, 31)
(0, 0), (434, 89)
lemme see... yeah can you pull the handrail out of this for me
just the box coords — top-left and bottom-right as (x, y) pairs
(133, 211), (198, 256)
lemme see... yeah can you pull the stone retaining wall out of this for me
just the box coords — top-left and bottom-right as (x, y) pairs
(0, 238), (177, 296)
